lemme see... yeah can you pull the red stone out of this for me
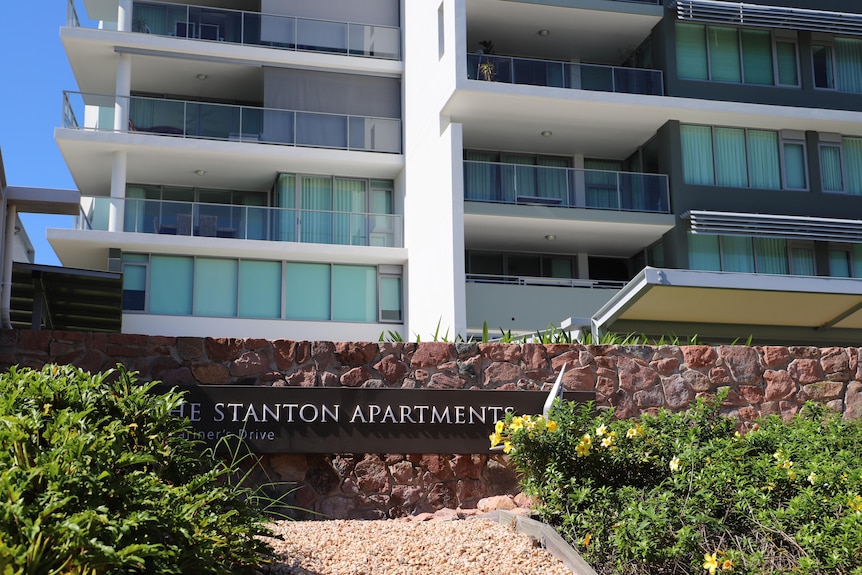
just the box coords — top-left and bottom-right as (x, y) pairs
(788, 359), (823, 384)
(456, 479), (485, 507)
(205, 338), (243, 361)
(738, 385), (765, 404)
(651, 357), (680, 376)
(633, 385), (664, 407)
(427, 483), (458, 510)
(617, 355), (659, 392)
(801, 381), (845, 401)
(820, 347), (851, 381)
(845, 382), (862, 420)
(176, 337), (205, 360)
(244, 338), (271, 351)
(709, 366), (732, 385)
(562, 365), (596, 391)
(192, 363), (230, 385)
(682, 345), (717, 369)
(483, 362), (521, 387)
(452, 454), (484, 479)
(764, 370), (796, 400)
(411, 342), (454, 367)
(320, 371), (339, 387)
(761, 346), (790, 368)
(550, 350), (580, 371)
(150, 356), (180, 377)
(662, 374), (693, 409)
(108, 333), (149, 346)
(52, 330), (87, 342)
(73, 350), (107, 375)
(160, 367), (196, 386)
(230, 351), (269, 377)
(391, 485), (423, 509)
(340, 366), (371, 387)
(312, 341), (337, 370)
(478, 343), (522, 362)
(779, 400), (800, 421)
(272, 340), (296, 370)
(596, 376), (616, 399)
(106, 345), (148, 358)
(421, 455), (454, 480)
(389, 461), (415, 484)
(336, 341), (378, 366)
(428, 372), (466, 389)
(788, 346), (820, 359)
(354, 455), (390, 493)
(521, 344), (548, 372)
(719, 346), (763, 384)
(285, 365), (317, 387)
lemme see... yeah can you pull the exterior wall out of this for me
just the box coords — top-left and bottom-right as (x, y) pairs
(3, 329), (862, 519)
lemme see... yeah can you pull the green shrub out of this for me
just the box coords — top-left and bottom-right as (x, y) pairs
(497, 396), (862, 575)
(0, 364), (273, 575)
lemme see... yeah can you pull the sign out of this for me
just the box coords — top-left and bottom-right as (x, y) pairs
(162, 386), (594, 454)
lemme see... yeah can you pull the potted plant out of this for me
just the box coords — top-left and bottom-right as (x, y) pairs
(478, 40), (496, 81)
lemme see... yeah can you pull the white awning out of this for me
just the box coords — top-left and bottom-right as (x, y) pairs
(674, 0), (862, 36)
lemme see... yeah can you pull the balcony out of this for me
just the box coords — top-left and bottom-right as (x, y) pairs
(464, 161), (670, 213)
(63, 92), (402, 154)
(67, 0), (400, 60)
(78, 196), (403, 248)
(466, 53), (663, 96)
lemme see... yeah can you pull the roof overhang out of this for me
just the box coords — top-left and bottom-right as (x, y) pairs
(587, 267), (862, 345)
(675, 0), (862, 36)
(6, 186), (81, 215)
(684, 210), (862, 242)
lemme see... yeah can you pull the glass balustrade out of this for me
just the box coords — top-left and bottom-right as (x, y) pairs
(463, 161), (670, 213)
(77, 197), (403, 247)
(62, 92), (402, 153)
(467, 53), (663, 96)
(70, 0), (400, 60)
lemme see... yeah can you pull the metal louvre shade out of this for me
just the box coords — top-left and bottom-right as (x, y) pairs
(674, 0), (862, 36)
(683, 210), (862, 243)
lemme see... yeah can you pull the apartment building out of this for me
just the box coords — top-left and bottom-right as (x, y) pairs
(50, 0), (862, 343)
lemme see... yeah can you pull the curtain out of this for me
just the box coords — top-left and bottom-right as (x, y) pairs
(755, 238), (788, 274)
(537, 156), (569, 203)
(332, 265), (376, 322)
(721, 236), (755, 273)
(688, 232), (721, 271)
(463, 150), (498, 201)
(741, 29), (773, 85)
(379, 276), (402, 321)
(132, 3), (168, 35)
(334, 178), (367, 245)
(585, 159), (622, 208)
(835, 38), (862, 94)
(714, 128), (748, 187)
(285, 263), (330, 320)
(300, 176), (333, 244)
(812, 45), (835, 89)
(680, 125), (715, 185)
(829, 250), (852, 277)
(843, 137), (862, 195)
(819, 145), (844, 192)
(709, 26), (741, 83)
(149, 256), (193, 315)
(676, 23), (708, 80)
(239, 260), (281, 318)
(273, 173), (296, 241)
(747, 130), (781, 189)
(790, 246), (815, 276)
(502, 153), (537, 199)
(775, 41), (799, 86)
(782, 142), (807, 189)
(194, 258), (237, 317)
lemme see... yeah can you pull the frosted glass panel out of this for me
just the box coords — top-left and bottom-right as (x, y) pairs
(285, 263), (330, 320)
(150, 256), (193, 315)
(332, 265), (376, 322)
(239, 260), (282, 318)
(195, 258), (237, 317)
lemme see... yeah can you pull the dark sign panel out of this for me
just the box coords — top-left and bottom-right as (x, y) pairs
(162, 386), (593, 454)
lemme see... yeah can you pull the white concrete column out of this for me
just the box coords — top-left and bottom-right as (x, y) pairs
(114, 53), (132, 132)
(117, 0), (133, 32)
(109, 151), (128, 232)
(1, 203), (17, 328)
(577, 252), (590, 281)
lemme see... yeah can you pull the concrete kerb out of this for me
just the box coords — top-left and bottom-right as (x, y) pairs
(475, 510), (598, 575)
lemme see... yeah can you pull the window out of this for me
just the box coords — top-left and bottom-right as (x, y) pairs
(463, 150), (571, 203)
(813, 37), (862, 93)
(688, 233), (813, 275)
(681, 125), (807, 190)
(122, 254), (401, 323)
(466, 251), (578, 280)
(676, 23), (799, 87)
(812, 44), (835, 89)
(819, 135), (862, 195)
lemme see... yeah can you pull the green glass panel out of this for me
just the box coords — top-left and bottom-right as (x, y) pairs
(194, 258), (237, 317)
(790, 247), (815, 276)
(747, 130), (781, 190)
(239, 260), (281, 318)
(714, 128), (748, 187)
(709, 27), (741, 83)
(741, 29), (773, 85)
(819, 145), (844, 192)
(150, 255), (193, 315)
(688, 232), (721, 271)
(676, 23), (708, 80)
(783, 142), (807, 189)
(721, 236), (754, 273)
(755, 238), (787, 274)
(776, 41), (798, 86)
(332, 265), (376, 322)
(829, 249), (852, 277)
(285, 263), (330, 320)
(122, 253), (149, 263)
(379, 276), (402, 322)
(843, 137), (862, 195)
(680, 125), (715, 185)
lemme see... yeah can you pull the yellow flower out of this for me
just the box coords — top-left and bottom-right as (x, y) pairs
(510, 417), (523, 432)
(576, 442), (591, 458)
(596, 424), (608, 437)
(503, 441), (513, 454)
(780, 459), (793, 469)
(721, 559), (734, 572)
(787, 468), (796, 480)
(626, 425), (642, 439)
(489, 432), (502, 448)
(495, 420), (505, 434)
(581, 433), (592, 447)
(703, 553), (719, 575)
(849, 495), (862, 512)
(773, 450), (784, 460)
(582, 533), (592, 547)
(601, 434), (615, 449)
(669, 457), (681, 472)
(547, 420), (558, 432)
(808, 472), (817, 485)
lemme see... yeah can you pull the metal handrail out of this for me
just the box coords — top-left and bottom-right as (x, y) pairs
(466, 274), (627, 289)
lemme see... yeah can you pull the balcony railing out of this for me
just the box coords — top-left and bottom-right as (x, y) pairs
(464, 161), (670, 213)
(466, 274), (627, 289)
(467, 53), (664, 96)
(78, 196), (403, 247)
(68, 0), (400, 60)
(62, 92), (402, 154)
(66, 0), (80, 27)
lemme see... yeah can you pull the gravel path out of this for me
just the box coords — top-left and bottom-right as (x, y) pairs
(260, 518), (572, 575)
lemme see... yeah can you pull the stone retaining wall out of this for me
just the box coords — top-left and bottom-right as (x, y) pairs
(3, 329), (861, 518)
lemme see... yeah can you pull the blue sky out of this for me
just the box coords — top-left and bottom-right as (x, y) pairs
(1, 2), (91, 265)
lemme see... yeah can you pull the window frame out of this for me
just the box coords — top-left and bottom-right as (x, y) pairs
(773, 35), (800, 87)
(811, 40), (837, 91)
(121, 259), (149, 313)
(779, 131), (809, 191)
